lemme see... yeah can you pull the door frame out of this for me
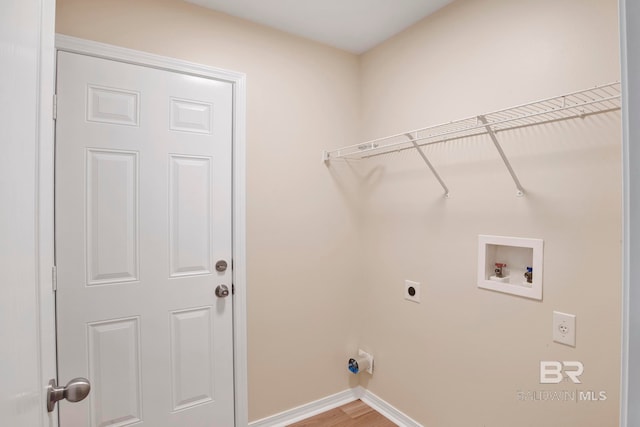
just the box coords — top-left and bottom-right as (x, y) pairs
(53, 34), (249, 427)
(620, 1), (639, 425)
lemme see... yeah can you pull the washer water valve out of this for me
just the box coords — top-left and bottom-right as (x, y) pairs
(489, 262), (510, 283)
(524, 267), (533, 284)
(494, 263), (507, 278)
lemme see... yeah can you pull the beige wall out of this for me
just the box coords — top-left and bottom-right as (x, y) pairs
(357, 0), (621, 426)
(56, 0), (363, 421)
(56, 0), (622, 425)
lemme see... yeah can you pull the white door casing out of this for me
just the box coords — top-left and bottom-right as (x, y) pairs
(0, 0), (56, 426)
(620, 1), (640, 426)
(54, 37), (247, 427)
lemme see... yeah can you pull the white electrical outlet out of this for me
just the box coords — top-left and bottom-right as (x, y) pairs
(405, 280), (421, 303)
(553, 311), (576, 347)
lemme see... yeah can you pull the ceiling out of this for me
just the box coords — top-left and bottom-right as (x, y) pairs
(184, 0), (454, 54)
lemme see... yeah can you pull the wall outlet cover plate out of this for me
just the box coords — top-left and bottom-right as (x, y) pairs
(405, 280), (420, 303)
(553, 311), (576, 347)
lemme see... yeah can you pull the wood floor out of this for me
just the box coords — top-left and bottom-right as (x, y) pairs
(287, 400), (397, 427)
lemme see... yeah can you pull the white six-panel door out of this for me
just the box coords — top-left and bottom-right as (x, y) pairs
(55, 51), (234, 426)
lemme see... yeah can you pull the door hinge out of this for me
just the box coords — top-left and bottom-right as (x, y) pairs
(52, 266), (57, 291)
(232, 284), (235, 295)
(53, 94), (57, 120)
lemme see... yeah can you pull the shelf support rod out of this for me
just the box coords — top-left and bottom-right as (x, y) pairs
(478, 115), (525, 197)
(405, 133), (450, 198)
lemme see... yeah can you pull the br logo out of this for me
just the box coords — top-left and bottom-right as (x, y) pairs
(540, 361), (584, 384)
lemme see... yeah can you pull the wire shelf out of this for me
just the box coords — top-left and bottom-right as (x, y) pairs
(323, 82), (621, 162)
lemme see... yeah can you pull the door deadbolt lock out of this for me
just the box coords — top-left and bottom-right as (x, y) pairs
(47, 377), (91, 412)
(215, 284), (230, 298)
(215, 260), (228, 272)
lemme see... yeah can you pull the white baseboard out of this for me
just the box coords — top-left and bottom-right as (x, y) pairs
(360, 388), (424, 427)
(248, 386), (423, 427)
(248, 387), (363, 427)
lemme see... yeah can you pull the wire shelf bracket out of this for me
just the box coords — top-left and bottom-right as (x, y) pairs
(406, 132), (450, 198)
(323, 82), (621, 197)
(478, 115), (525, 197)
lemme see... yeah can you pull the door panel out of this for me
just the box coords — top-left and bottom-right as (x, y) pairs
(55, 51), (234, 426)
(87, 317), (142, 426)
(169, 155), (213, 276)
(169, 307), (214, 411)
(86, 149), (139, 285)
